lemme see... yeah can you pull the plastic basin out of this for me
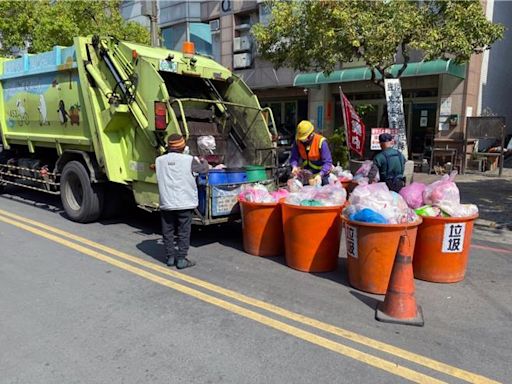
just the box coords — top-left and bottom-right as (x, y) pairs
(245, 165), (267, 182)
(226, 168), (247, 184)
(282, 203), (344, 272)
(342, 217), (422, 294)
(413, 214), (478, 283)
(201, 170), (228, 185)
(240, 200), (284, 257)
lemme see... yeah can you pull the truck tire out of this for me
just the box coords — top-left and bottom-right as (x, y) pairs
(61, 161), (103, 223)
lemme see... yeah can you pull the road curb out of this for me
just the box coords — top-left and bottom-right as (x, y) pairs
(475, 219), (498, 228)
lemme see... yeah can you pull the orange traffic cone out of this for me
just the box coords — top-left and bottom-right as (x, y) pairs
(375, 235), (424, 326)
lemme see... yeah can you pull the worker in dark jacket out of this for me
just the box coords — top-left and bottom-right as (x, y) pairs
(155, 134), (209, 269)
(290, 120), (333, 186)
(369, 133), (406, 192)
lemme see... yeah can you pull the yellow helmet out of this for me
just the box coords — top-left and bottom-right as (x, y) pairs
(296, 120), (315, 141)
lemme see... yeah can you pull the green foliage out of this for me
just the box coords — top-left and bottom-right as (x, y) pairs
(355, 104), (376, 117)
(0, 0), (150, 55)
(327, 131), (349, 168)
(327, 103), (374, 164)
(252, 0), (504, 83)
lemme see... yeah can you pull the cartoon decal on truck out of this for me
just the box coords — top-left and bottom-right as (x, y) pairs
(38, 94), (50, 126)
(8, 99), (29, 126)
(57, 100), (70, 126)
(68, 104), (80, 125)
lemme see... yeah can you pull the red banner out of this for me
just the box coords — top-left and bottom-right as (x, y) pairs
(341, 93), (365, 157)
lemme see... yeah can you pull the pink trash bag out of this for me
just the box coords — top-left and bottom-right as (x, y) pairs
(270, 189), (289, 201)
(423, 171), (460, 207)
(399, 182), (426, 209)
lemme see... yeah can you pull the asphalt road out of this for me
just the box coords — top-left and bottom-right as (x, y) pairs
(1, 186), (511, 384)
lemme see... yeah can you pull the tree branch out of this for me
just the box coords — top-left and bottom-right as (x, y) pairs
(396, 41), (410, 78)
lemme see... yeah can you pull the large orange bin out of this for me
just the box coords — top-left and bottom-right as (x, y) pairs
(343, 217), (422, 294)
(282, 203), (343, 272)
(413, 214), (478, 282)
(240, 200), (284, 257)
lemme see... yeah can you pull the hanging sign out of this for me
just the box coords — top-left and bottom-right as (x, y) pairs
(370, 128), (399, 150)
(384, 78), (408, 159)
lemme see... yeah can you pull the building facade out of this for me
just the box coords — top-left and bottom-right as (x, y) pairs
(122, 0), (509, 168)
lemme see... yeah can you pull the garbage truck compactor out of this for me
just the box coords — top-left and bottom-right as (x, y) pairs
(0, 36), (277, 224)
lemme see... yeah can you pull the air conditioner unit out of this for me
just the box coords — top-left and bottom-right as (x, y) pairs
(233, 53), (252, 69)
(233, 36), (251, 52)
(209, 19), (220, 32)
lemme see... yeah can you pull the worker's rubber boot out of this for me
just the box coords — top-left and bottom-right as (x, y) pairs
(176, 258), (196, 270)
(166, 256), (175, 267)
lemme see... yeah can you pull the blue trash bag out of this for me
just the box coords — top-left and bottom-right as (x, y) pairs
(349, 208), (388, 224)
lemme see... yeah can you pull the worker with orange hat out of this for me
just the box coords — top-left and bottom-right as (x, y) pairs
(155, 134), (208, 269)
(290, 120), (333, 186)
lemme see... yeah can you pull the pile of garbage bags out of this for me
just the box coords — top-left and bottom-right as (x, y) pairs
(285, 183), (347, 207)
(344, 183), (418, 224)
(399, 172), (478, 218)
(353, 160), (378, 185)
(238, 184), (289, 204)
(332, 165), (353, 182)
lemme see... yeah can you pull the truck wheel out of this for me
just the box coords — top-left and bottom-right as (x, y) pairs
(60, 161), (103, 223)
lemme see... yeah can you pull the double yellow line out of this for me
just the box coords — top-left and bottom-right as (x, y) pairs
(0, 208), (500, 384)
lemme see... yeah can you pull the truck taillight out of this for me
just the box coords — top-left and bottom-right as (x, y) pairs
(154, 102), (167, 130)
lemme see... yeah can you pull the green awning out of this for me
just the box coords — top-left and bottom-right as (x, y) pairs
(293, 59), (466, 87)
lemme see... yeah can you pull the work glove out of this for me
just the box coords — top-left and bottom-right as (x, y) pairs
(309, 174), (322, 186)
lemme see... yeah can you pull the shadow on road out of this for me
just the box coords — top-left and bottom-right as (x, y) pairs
(349, 290), (380, 310)
(310, 257), (352, 289)
(135, 222), (245, 266)
(0, 185), (63, 214)
(457, 179), (512, 227)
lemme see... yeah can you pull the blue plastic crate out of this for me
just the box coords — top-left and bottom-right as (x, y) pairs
(211, 185), (242, 217)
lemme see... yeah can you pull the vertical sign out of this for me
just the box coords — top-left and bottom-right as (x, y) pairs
(384, 78), (408, 159)
(442, 223), (466, 253)
(346, 225), (358, 258)
(317, 105), (324, 131)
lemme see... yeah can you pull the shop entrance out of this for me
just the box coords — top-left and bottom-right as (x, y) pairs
(410, 103), (437, 158)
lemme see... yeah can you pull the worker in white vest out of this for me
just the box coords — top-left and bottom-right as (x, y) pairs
(155, 134), (208, 269)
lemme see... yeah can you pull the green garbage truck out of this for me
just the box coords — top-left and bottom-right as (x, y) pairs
(0, 36), (277, 224)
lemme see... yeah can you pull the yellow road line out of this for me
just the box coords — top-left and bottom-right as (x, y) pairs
(0, 208), (501, 384)
(0, 213), (447, 384)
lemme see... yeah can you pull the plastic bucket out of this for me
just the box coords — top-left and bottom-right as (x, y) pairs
(240, 200), (284, 257)
(282, 203), (344, 272)
(343, 217), (422, 294)
(245, 165), (267, 182)
(413, 214), (478, 283)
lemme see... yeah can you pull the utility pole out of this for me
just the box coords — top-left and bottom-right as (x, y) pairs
(142, 0), (159, 47)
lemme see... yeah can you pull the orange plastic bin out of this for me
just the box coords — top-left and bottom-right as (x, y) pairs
(282, 203), (343, 272)
(413, 214), (478, 283)
(240, 200), (284, 257)
(343, 217), (422, 294)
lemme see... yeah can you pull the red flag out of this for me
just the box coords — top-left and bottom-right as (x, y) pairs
(341, 93), (366, 157)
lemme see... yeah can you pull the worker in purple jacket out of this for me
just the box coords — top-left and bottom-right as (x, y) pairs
(290, 120), (333, 185)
